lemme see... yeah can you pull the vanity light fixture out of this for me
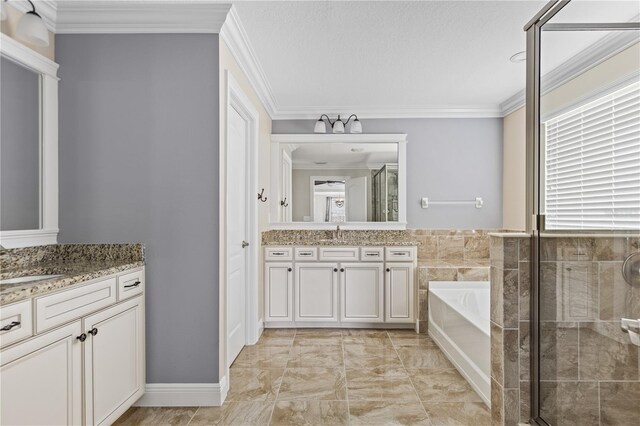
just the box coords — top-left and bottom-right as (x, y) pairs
(314, 114), (362, 134)
(16, 0), (49, 47)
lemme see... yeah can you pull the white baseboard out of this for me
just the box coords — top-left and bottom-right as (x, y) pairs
(135, 376), (228, 407)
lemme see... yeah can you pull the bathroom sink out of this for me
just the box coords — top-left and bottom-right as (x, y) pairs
(0, 275), (63, 285)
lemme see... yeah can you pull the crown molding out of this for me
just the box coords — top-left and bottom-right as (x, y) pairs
(272, 106), (504, 119)
(7, 0), (57, 32)
(220, 7), (278, 118)
(54, 1), (231, 34)
(500, 29), (640, 116)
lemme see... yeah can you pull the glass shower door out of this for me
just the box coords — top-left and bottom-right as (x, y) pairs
(528, 1), (640, 424)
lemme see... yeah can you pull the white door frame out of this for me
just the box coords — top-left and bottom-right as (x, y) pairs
(221, 71), (260, 375)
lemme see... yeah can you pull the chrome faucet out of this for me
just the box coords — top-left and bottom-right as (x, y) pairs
(333, 225), (343, 241)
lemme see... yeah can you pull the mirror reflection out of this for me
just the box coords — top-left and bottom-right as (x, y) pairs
(0, 57), (41, 231)
(280, 142), (399, 223)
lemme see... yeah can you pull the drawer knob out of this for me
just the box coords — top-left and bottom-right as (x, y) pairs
(386, 268), (391, 272)
(88, 327), (99, 336)
(124, 281), (141, 288)
(340, 268), (345, 272)
(77, 333), (87, 342)
(334, 268), (338, 272)
(288, 268), (292, 272)
(1, 321), (20, 331)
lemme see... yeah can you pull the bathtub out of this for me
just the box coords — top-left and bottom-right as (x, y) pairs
(428, 281), (490, 406)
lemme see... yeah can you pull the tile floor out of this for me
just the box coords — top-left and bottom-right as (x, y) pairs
(115, 329), (490, 425)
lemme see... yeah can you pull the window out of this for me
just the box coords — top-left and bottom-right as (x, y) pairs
(544, 81), (640, 230)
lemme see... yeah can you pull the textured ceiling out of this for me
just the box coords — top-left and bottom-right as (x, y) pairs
(232, 0), (640, 117)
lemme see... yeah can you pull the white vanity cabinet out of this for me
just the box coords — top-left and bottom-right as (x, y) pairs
(264, 246), (416, 328)
(0, 267), (145, 426)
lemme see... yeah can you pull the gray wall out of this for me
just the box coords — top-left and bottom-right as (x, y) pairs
(1, 57), (40, 231)
(273, 119), (503, 229)
(57, 34), (220, 383)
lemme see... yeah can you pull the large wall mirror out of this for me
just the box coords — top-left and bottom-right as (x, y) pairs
(270, 134), (407, 229)
(0, 34), (59, 247)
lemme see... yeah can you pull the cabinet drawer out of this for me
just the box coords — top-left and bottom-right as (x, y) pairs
(35, 278), (117, 333)
(0, 300), (33, 348)
(385, 247), (416, 262)
(360, 247), (384, 262)
(295, 247), (318, 261)
(265, 247), (293, 261)
(319, 247), (359, 261)
(118, 269), (145, 301)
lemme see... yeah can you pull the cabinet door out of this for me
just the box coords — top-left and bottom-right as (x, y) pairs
(265, 262), (293, 321)
(84, 297), (145, 426)
(341, 263), (384, 322)
(295, 263), (339, 322)
(385, 263), (415, 322)
(1, 321), (83, 426)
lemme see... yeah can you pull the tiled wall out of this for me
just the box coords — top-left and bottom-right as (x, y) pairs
(537, 236), (640, 426)
(490, 234), (640, 426)
(411, 229), (497, 334)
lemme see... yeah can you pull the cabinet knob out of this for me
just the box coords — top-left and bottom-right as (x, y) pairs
(288, 268), (292, 272)
(77, 333), (87, 342)
(340, 268), (345, 272)
(88, 327), (98, 336)
(124, 281), (141, 288)
(333, 268), (338, 272)
(386, 268), (391, 272)
(1, 321), (20, 331)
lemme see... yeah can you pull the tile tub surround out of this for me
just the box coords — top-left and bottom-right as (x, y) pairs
(0, 244), (145, 305)
(262, 229), (420, 246)
(114, 328), (491, 425)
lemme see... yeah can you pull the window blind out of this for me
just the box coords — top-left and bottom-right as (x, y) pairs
(544, 81), (640, 230)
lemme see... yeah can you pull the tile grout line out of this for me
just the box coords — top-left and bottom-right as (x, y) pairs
(266, 328), (296, 425)
(386, 330), (433, 425)
(185, 406), (199, 426)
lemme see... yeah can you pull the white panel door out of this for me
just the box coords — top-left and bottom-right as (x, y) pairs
(295, 263), (339, 322)
(265, 262), (293, 321)
(385, 263), (415, 322)
(341, 263), (384, 322)
(0, 321), (83, 426)
(84, 297), (145, 426)
(346, 176), (368, 221)
(227, 106), (249, 365)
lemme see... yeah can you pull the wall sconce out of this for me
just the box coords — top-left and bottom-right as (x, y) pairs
(314, 114), (362, 134)
(16, 0), (49, 47)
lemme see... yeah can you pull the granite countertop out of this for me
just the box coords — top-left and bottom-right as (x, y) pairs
(261, 229), (420, 247)
(1, 244), (144, 306)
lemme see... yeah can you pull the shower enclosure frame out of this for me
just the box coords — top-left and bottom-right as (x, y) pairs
(524, 1), (640, 424)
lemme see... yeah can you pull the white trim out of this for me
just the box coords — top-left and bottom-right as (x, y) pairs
(222, 71), (261, 378)
(500, 29), (640, 116)
(220, 6), (278, 118)
(0, 34), (59, 248)
(268, 222), (408, 231)
(134, 378), (229, 407)
(273, 106), (503, 119)
(54, 1), (231, 34)
(272, 133), (407, 144)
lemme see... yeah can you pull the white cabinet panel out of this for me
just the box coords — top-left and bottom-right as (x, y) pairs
(319, 247), (359, 261)
(265, 247), (293, 261)
(341, 263), (384, 322)
(117, 268), (144, 301)
(295, 263), (338, 322)
(385, 263), (415, 322)
(0, 299), (33, 348)
(84, 296), (145, 426)
(265, 262), (293, 321)
(385, 247), (416, 262)
(0, 321), (83, 426)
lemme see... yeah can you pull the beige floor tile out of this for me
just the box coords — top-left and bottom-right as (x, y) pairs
(270, 401), (349, 425)
(232, 346), (291, 369)
(278, 367), (347, 400)
(262, 329), (297, 337)
(226, 368), (284, 402)
(342, 335), (393, 346)
(346, 367), (420, 402)
(348, 400), (431, 425)
(112, 407), (197, 425)
(287, 345), (344, 368)
(293, 336), (343, 346)
(423, 402), (490, 425)
(342, 329), (388, 337)
(255, 335), (295, 347)
(295, 328), (342, 337)
(396, 346), (454, 369)
(389, 333), (438, 347)
(190, 402), (274, 426)
(343, 344), (403, 369)
(409, 369), (483, 403)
